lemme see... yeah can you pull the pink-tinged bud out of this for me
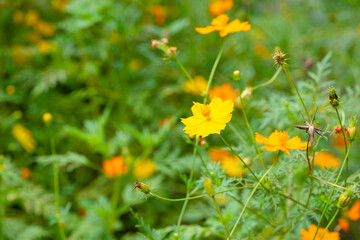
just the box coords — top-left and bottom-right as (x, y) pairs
(198, 138), (207, 146)
(151, 40), (159, 49)
(169, 46), (177, 54)
(161, 38), (168, 44)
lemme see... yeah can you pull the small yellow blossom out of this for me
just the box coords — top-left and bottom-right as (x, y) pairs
(11, 46), (29, 65)
(42, 113), (53, 123)
(209, 0), (233, 15)
(13, 11), (24, 24)
(25, 10), (39, 26)
(183, 76), (208, 96)
(133, 159), (156, 179)
(314, 152), (339, 170)
(181, 97), (234, 138)
(34, 20), (56, 37)
(12, 124), (37, 153)
(195, 14), (251, 37)
(255, 130), (307, 155)
(36, 40), (57, 54)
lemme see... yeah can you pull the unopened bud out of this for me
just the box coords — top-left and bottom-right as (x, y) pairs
(161, 38), (168, 44)
(42, 112), (53, 123)
(272, 47), (286, 65)
(133, 181), (150, 194)
(328, 87), (340, 107)
(151, 40), (159, 49)
(337, 190), (353, 209)
(348, 116), (357, 138)
(241, 87), (252, 99)
(243, 157), (251, 167)
(203, 177), (215, 197)
(198, 138), (207, 147)
(233, 70), (241, 81)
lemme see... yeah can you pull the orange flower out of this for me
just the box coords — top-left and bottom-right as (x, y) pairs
(195, 14), (251, 37)
(347, 200), (360, 221)
(151, 5), (166, 25)
(313, 152), (340, 170)
(209, 0), (233, 15)
(209, 83), (238, 102)
(300, 224), (339, 240)
(102, 156), (128, 178)
(20, 167), (31, 180)
(332, 127), (349, 148)
(209, 149), (231, 162)
(338, 217), (349, 232)
(255, 130), (307, 155)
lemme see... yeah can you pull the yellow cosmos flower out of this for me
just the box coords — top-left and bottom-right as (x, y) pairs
(12, 124), (37, 153)
(182, 76), (208, 96)
(133, 159), (156, 179)
(209, 0), (233, 15)
(314, 152), (339, 170)
(220, 157), (247, 177)
(255, 130), (307, 155)
(300, 224), (339, 240)
(195, 14), (251, 37)
(181, 97), (234, 138)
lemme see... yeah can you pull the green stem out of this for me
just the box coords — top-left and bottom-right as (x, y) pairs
(109, 176), (121, 233)
(50, 137), (66, 240)
(312, 143), (352, 240)
(237, 81), (265, 170)
(174, 57), (203, 95)
(195, 145), (211, 176)
(228, 123), (247, 145)
(281, 65), (310, 121)
(311, 176), (359, 193)
(203, 39), (225, 104)
(273, 190), (308, 209)
(318, 208), (340, 240)
(211, 197), (230, 239)
(335, 107), (348, 186)
(0, 156), (3, 239)
(227, 151), (280, 239)
(252, 67), (282, 90)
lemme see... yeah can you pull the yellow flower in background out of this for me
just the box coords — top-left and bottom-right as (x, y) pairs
(133, 159), (156, 179)
(102, 156), (128, 178)
(220, 157), (247, 177)
(52, 0), (68, 10)
(209, 83), (238, 102)
(255, 130), (307, 155)
(313, 152), (339, 170)
(209, 148), (231, 162)
(25, 10), (39, 26)
(300, 224), (339, 240)
(181, 97), (234, 138)
(12, 124), (37, 153)
(34, 20), (56, 37)
(11, 46), (29, 65)
(13, 11), (24, 24)
(6, 85), (16, 95)
(195, 14), (251, 37)
(36, 40), (57, 54)
(183, 76), (208, 96)
(42, 113), (53, 123)
(209, 0), (233, 15)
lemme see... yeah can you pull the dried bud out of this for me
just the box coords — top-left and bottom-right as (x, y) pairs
(272, 47), (286, 65)
(133, 181), (150, 194)
(203, 177), (215, 197)
(233, 70), (242, 81)
(151, 40), (159, 49)
(337, 189), (354, 209)
(328, 87), (340, 107)
(241, 87), (252, 99)
(161, 38), (168, 44)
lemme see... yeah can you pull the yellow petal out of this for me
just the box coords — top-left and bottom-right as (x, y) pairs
(255, 132), (272, 145)
(211, 14), (229, 26)
(285, 136), (307, 150)
(195, 26), (216, 34)
(220, 19), (251, 37)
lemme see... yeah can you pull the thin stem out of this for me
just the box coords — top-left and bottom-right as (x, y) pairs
(282, 65), (310, 121)
(252, 66), (282, 90)
(220, 135), (262, 184)
(273, 190), (308, 209)
(177, 142), (198, 228)
(203, 39), (225, 104)
(50, 137), (66, 240)
(312, 143), (352, 240)
(109, 176), (121, 233)
(211, 197), (230, 239)
(306, 135), (312, 173)
(0, 156), (3, 239)
(174, 57), (203, 95)
(228, 123), (247, 145)
(311, 176), (360, 193)
(227, 151), (280, 239)
(237, 81), (265, 170)
(195, 145), (211, 176)
(318, 208), (340, 240)
(335, 107), (348, 186)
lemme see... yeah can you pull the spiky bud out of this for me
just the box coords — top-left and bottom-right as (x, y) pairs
(328, 87), (340, 107)
(272, 47), (286, 65)
(133, 181), (150, 194)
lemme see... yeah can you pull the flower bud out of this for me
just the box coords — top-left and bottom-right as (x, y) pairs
(151, 40), (159, 49)
(337, 188), (354, 209)
(328, 87), (340, 107)
(241, 87), (252, 99)
(348, 116), (357, 138)
(161, 38), (168, 44)
(198, 138), (207, 147)
(272, 47), (286, 65)
(133, 181), (150, 194)
(203, 177), (215, 197)
(233, 70), (242, 81)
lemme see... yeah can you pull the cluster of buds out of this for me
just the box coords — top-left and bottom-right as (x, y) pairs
(272, 47), (286, 66)
(337, 187), (354, 209)
(133, 180), (150, 194)
(328, 87), (340, 107)
(151, 38), (177, 59)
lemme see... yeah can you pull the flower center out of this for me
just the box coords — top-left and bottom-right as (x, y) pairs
(201, 105), (211, 119)
(277, 131), (289, 145)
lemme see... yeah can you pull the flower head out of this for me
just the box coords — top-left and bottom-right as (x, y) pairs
(181, 97), (234, 138)
(102, 156), (128, 178)
(255, 130), (307, 155)
(314, 152), (339, 170)
(12, 124), (37, 153)
(347, 200), (360, 221)
(209, 149), (248, 177)
(209, 0), (233, 15)
(133, 159), (156, 179)
(195, 14), (251, 37)
(300, 224), (339, 240)
(209, 83), (238, 102)
(182, 76), (208, 96)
